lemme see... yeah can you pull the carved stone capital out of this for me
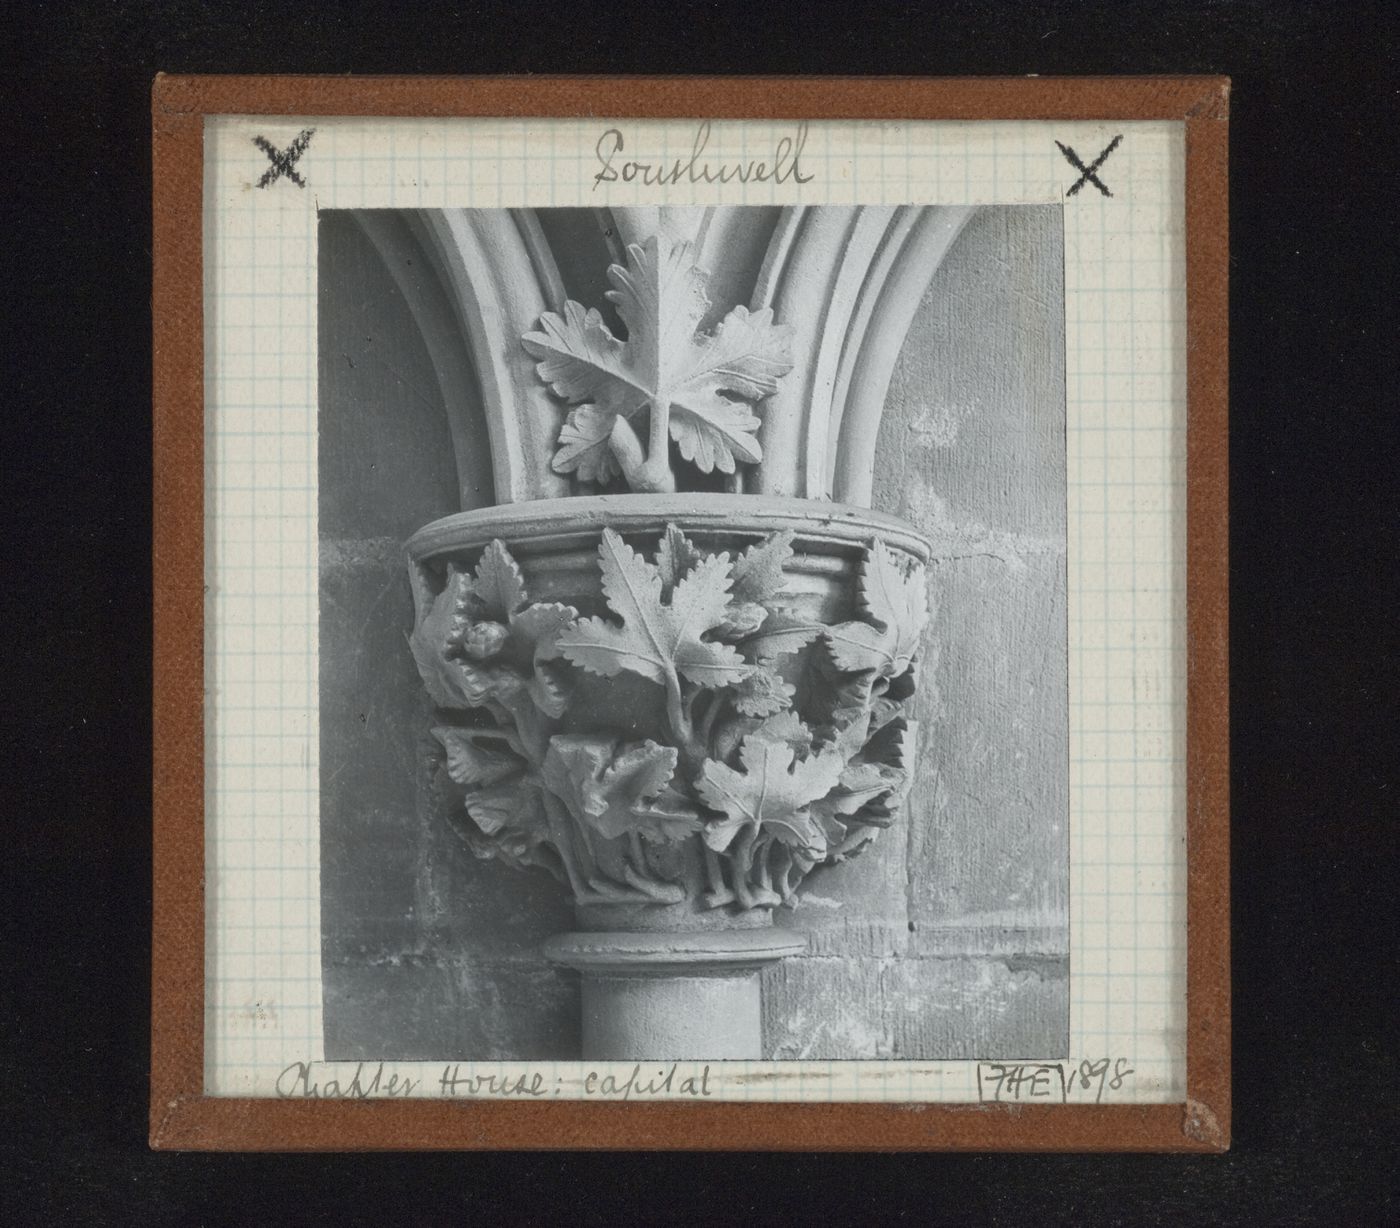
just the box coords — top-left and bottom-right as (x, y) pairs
(393, 213), (956, 1058)
(407, 496), (931, 928)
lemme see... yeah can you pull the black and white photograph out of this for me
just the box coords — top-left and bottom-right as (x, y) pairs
(316, 203), (1069, 1062)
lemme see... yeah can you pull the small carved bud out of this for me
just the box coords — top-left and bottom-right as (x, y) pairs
(461, 620), (510, 660)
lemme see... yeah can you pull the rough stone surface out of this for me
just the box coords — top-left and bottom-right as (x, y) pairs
(324, 957), (579, 1061)
(318, 206), (1069, 1060)
(318, 217), (460, 541)
(317, 537), (423, 958)
(763, 953), (1069, 1061)
(910, 552), (1068, 937)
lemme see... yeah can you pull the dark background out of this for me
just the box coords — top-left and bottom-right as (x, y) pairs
(4, 1), (1394, 1222)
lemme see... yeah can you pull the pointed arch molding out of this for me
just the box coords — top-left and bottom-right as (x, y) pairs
(351, 204), (974, 510)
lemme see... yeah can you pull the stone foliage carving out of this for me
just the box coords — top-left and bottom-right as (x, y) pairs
(410, 526), (929, 912)
(522, 235), (794, 495)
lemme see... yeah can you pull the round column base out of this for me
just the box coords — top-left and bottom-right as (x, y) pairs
(543, 929), (806, 1061)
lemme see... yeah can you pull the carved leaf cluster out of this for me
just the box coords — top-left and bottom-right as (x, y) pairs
(411, 525), (929, 910)
(523, 235), (794, 489)
(824, 540), (930, 679)
(543, 735), (699, 843)
(431, 726), (555, 877)
(408, 539), (575, 724)
(554, 529), (752, 690)
(697, 729), (845, 858)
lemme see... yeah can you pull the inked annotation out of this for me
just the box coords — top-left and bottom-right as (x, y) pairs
(276, 1060), (713, 1101)
(594, 121), (813, 192)
(977, 1058), (1135, 1104)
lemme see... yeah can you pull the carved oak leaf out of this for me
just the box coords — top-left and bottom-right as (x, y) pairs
(543, 734), (685, 842)
(409, 569), (490, 710)
(507, 603), (577, 718)
(464, 781), (547, 839)
(854, 716), (918, 826)
(837, 662), (914, 750)
(730, 530), (795, 605)
(470, 538), (528, 619)
(817, 666), (890, 750)
(451, 808), (562, 878)
(812, 761), (904, 831)
(697, 731), (845, 859)
(552, 403), (621, 486)
(816, 654), (909, 746)
(432, 726), (525, 787)
(430, 754), (557, 879)
(412, 542), (577, 720)
(655, 523), (704, 600)
(556, 529), (751, 690)
(824, 541), (931, 679)
(461, 780), (555, 880)
(737, 611), (823, 667)
(523, 235), (793, 479)
(867, 693), (904, 738)
(627, 785), (705, 845)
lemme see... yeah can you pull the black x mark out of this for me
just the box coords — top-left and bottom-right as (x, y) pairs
(1056, 134), (1123, 197)
(254, 129), (316, 189)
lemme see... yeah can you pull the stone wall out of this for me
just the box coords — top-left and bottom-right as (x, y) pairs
(318, 205), (1067, 1061)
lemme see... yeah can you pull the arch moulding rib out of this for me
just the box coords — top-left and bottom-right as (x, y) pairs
(420, 209), (571, 504)
(799, 205), (900, 500)
(745, 205), (974, 504)
(749, 206), (863, 498)
(350, 211), (493, 511)
(831, 205), (974, 506)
